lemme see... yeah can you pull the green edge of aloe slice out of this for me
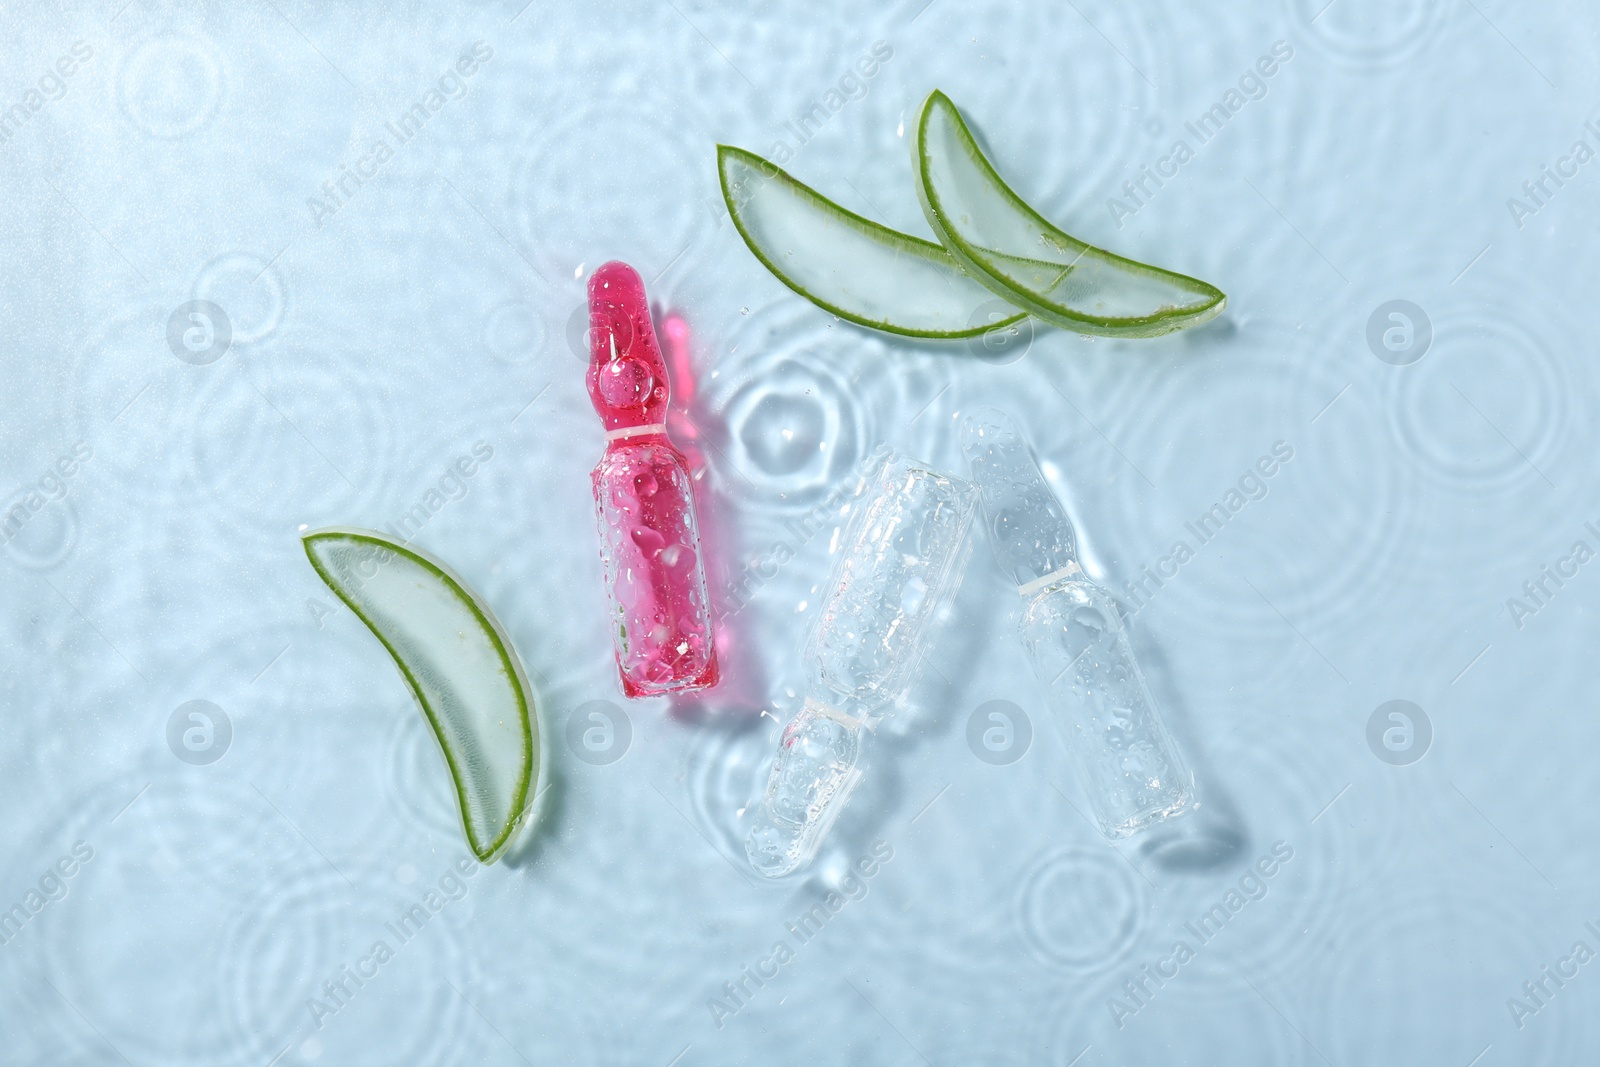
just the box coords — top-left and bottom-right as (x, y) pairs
(718, 144), (1027, 339)
(912, 90), (1226, 339)
(302, 528), (542, 864)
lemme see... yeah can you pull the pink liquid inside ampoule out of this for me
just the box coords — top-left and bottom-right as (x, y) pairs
(588, 261), (719, 698)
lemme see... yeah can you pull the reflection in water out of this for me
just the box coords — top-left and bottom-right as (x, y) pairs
(659, 307), (766, 723)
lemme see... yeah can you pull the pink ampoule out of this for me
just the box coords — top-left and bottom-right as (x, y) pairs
(588, 261), (719, 698)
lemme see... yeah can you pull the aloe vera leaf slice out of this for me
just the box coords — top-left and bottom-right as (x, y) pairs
(718, 144), (1026, 339)
(912, 91), (1226, 338)
(302, 528), (541, 863)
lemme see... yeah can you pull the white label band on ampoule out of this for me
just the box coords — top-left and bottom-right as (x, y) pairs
(604, 423), (667, 441)
(1017, 562), (1082, 597)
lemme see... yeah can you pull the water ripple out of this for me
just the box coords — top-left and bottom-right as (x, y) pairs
(1141, 727), (1356, 988)
(1045, 965), (1305, 1065)
(192, 251), (288, 347)
(0, 489), (77, 570)
(185, 344), (392, 546)
(1305, 885), (1585, 1065)
(32, 774), (296, 1066)
(62, 307), (192, 514)
(1014, 846), (1146, 971)
(116, 31), (226, 140)
(225, 860), (476, 1066)
(508, 96), (710, 279)
(702, 301), (871, 515)
(1386, 294), (1578, 497)
(383, 706), (470, 845)
(1286, 0), (1450, 69)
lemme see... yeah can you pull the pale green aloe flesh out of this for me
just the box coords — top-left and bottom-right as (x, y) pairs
(303, 528), (540, 863)
(718, 144), (1026, 339)
(912, 90), (1226, 338)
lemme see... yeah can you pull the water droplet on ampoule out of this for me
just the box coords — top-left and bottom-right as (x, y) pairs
(631, 527), (666, 556)
(1072, 606), (1106, 632)
(600, 356), (654, 406)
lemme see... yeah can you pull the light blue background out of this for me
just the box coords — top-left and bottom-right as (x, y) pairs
(2, 1), (1596, 1063)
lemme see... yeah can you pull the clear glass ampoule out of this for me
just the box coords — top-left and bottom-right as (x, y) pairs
(744, 452), (977, 876)
(961, 407), (1195, 838)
